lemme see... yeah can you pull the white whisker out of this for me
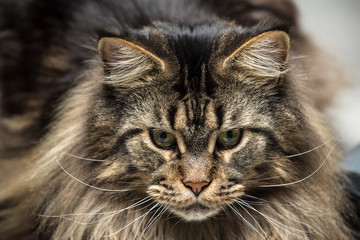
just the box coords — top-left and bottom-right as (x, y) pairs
(138, 205), (167, 239)
(162, 208), (174, 222)
(62, 152), (106, 162)
(286, 138), (333, 158)
(243, 194), (293, 207)
(132, 203), (162, 239)
(236, 199), (307, 238)
(228, 204), (266, 239)
(59, 152), (150, 185)
(102, 202), (160, 238)
(220, 205), (232, 219)
(235, 201), (267, 237)
(39, 197), (154, 225)
(241, 200), (264, 206)
(38, 196), (151, 218)
(56, 154), (145, 192)
(260, 140), (340, 188)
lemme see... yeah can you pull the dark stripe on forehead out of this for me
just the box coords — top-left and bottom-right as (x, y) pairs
(193, 97), (202, 127)
(172, 57), (217, 100)
(205, 65), (217, 98)
(215, 106), (224, 129)
(167, 105), (178, 130)
(172, 65), (188, 99)
(183, 97), (210, 128)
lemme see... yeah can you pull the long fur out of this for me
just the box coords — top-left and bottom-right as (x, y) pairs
(0, 0), (358, 239)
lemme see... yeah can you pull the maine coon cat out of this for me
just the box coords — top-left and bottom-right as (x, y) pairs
(0, 0), (358, 239)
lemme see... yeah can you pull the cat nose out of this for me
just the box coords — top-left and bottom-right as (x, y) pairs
(183, 181), (210, 196)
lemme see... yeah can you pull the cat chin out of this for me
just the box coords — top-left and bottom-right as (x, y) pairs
(171, 203), (221, 221)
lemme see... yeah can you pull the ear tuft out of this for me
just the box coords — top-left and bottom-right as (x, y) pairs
(98, 37), (165, 87)
(223, 31), (290, 78)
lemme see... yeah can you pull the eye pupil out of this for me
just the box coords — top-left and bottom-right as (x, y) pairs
(159, 132), (167, 141)
(226, 131), (234, 141)
(150, 130), (176, 149)
(216, 129), (242, 150)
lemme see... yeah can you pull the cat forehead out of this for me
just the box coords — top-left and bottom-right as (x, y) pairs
(147, 25), (245, 94)
(113, 22), (245, 63)
(156, 23), (246, 66)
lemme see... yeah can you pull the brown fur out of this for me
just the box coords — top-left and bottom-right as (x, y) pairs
(0, 0), (357, 239)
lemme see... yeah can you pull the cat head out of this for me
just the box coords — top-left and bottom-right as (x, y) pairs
(74, 24), (308, 222)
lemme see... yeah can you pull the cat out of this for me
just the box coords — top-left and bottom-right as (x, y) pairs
(0, 0), (359, 239)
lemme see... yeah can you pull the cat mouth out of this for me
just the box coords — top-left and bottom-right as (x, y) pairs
(182, 202), (210, 211)
(172, 202), (220, 221)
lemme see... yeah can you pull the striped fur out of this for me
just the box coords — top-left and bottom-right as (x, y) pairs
(0, 0), (357, 239)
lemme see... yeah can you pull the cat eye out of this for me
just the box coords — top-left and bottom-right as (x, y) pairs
(150, 129), (177, 149)
(216, 129), (243, 150)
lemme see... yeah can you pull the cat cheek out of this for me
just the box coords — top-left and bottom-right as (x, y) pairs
(96, 161), (127, 181)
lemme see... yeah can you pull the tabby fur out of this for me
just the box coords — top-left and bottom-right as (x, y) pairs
(0, 0), (357, 239)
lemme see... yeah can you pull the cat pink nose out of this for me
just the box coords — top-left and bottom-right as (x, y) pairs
(183, 181), (210, 196)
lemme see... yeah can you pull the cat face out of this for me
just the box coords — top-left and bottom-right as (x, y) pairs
(89, 26), (300, 221)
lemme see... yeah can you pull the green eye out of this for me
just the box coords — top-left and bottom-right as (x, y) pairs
(216, 129), (243, 149)
(150, 129), (176, 149)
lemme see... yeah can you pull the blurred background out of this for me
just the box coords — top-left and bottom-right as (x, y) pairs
(293, 0), (360, 172)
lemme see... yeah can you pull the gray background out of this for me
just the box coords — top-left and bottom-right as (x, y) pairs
(294, 0), (360, 172)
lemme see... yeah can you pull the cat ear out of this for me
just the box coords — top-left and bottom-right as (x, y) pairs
(98, 37), (165, 86)
(223, 31), (290, 78)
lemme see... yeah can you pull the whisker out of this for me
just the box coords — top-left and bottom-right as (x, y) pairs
(162, 208), (173, 222)
(38, 196), (151, 218)
(142, 206), (163, 231)
(102, 202), (160, 238)
(41, 202), (154, 226)
(39, 197), (153, 225)
(241, 200), (265, 206)
(60, 152), (150, 185)
(236, 199), (307, 238)
(220, 205), (232, 219)
(235, 200), (267, 237)
(132, 203), (162, 239)
(260, 140), (340, 188)
(286, 138), (333, 158)
(56, 154), (145, 192)
(228, 204), (266, 239)
(243, 194), (293, 207)
(138, 205), (167, 239)
(62, 152), (106, 162)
